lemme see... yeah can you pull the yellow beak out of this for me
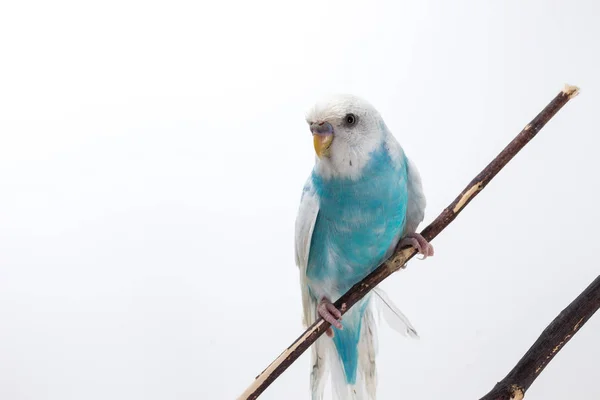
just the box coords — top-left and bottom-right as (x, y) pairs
(313, 134), (333, 158)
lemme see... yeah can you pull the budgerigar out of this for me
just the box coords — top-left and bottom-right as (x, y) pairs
(294, 94), (434, 399)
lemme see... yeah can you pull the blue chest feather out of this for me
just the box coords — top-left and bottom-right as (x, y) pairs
(306, 143), (408, 300)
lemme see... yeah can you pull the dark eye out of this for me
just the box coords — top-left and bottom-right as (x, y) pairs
(344, 113), (357, 126)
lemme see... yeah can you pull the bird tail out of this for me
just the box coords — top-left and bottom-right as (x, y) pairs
(309, 288), (418, 400)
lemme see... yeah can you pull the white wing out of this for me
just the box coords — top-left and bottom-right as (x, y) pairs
(294, 177), (329, 399)
(294, 177), (319, 327)
(404, 156), (426, 235)
(383, 133), (426, 236)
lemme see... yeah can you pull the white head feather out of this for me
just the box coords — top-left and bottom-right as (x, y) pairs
(305, 94), (401, 181)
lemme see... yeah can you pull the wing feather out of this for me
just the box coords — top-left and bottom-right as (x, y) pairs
(294, 178), (329, 399)
(294, 178), (320, 327)
(404, 156), (426, 235)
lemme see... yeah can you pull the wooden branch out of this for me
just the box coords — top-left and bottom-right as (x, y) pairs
(480, 275), (600, 400)
(238, 84), (580, 400)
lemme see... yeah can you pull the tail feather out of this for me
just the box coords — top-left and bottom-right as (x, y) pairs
(325, 297), (375, 400)
(309, 288), (416, 400)
(310, 335), (329, 400)
(331, 299), (367, 384)
(359, 306), (378, 399)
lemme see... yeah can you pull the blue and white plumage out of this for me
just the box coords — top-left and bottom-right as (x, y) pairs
(294, 94), (433, 400)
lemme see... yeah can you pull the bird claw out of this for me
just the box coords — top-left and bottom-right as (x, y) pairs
(318, 298), (343, 337)
(399, 232), (434, 259)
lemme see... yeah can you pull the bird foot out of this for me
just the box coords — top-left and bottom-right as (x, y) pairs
(399, 232), (434, 259)
(318, 298), (342, 337)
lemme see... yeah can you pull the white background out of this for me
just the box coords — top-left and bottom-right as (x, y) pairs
(1, 0), (598, 399)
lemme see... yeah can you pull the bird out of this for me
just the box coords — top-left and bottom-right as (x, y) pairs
(294, 94), (434, 399)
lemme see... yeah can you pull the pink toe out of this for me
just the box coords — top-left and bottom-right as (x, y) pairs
(326, 303), (342, 319)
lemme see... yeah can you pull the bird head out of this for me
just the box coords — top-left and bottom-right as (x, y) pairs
(305, 94), (387, 179)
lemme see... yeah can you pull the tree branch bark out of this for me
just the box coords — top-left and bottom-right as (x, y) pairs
(238, 84), (580, 400)
(480, 275), (600, 400)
